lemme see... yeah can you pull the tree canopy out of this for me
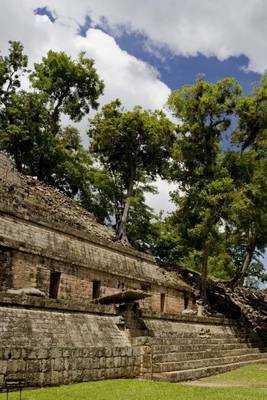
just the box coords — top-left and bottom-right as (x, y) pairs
(30, 50), (104, 126)
(167, 77), (242, 299)
(0, 41), (266, 290)
(88, 99), (175, 242)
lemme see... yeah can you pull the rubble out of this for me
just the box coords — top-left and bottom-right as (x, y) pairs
(177, 266), (267, 342)
(0, 153), (116, 243)
(207, 283), (267, 342)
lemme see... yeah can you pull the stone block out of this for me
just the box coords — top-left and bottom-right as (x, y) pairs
(106, 357), (114, 369)
(0, 361), (7, 374)
(99, 357), (106, 368)
(114, 357), (121, 368)
(50, 348), (63, 358)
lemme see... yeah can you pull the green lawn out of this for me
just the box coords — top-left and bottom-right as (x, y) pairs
(192, 363), (267, 388)
(1, 364), (267, 400)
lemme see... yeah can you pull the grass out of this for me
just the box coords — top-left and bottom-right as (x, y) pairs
(0, 364), (266, 400)
(193, 363), (267, 388)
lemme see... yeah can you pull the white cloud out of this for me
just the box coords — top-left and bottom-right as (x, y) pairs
(0, 0), (172, 212)
(33, 0), (267, 74)
(145, 178), (176, 215)
(0, 1), (171, 139)
(0, 1), (170, 112)
(1, 0), (266, 260)
(4, 0), (267, 216)
(78, 29), (170, 110)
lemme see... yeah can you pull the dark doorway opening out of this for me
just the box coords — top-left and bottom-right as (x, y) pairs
(160, 293), (166, 312)
(92, 280), (101, 299)
(184, 292), (189, 309)
(49, 271), (61, 299)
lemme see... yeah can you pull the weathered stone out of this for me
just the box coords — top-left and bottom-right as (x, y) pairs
(0, 153), (266, 388)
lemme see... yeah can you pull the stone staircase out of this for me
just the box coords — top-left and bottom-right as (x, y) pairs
(134, 325), (267, 382)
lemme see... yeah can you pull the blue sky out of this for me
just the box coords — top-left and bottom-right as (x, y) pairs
(3, 1), (267, 113)
(103, 31), (261, 95)
(36, 5), (261, 95)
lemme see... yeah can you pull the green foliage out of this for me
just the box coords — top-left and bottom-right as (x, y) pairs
(233, 73), (267, 152)
(214, 75), (267, 286)
(168, 77), (241, 184)
(88, 99), (175, 241)
(164, 75), (267, 288)
(0, 41), (266, 286)
(80, 168), (121, 224)
(0, 41), (104, 206)
(30, 50), (104, 124)
(0, 91), (50, 173)
(167, 77), (242, 295)
(89, 100), (174, 186)
(0, 40), (28, 111)
(127, 190), (159, 245)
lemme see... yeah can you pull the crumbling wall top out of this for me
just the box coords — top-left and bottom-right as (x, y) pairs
(0, 153), (22, 187)
(0, 152), (116, 243)
(0, 153), (192, 292)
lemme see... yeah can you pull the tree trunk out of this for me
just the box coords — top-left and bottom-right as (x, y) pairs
(231, 243), (255, 288)
(200, 240), (210, 303)
(51, 90), (69, 134)
(116, 174), (134, 243)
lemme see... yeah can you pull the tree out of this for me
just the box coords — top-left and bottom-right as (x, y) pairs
(234, 73), (267, 153)
(0, 42), (105, 203)
(125, 186), (159, 245)
(30, 50), (104, 130)
(0, 91), (51, 174)
(88, 99), (175, 242)
(79, 167), (120, 224)
(168, 76), (241, 301)
(0, 93), (94, 198)
(224, 76), (267, 287)
(0, 41), (28, 120)
(50, 126), (94, 198)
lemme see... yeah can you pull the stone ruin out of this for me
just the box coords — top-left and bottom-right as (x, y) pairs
(0, 152), (266, 388)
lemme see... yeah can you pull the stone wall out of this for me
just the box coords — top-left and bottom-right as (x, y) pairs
(0, 152), (193, 314)
(0, 154), (266, 389)
(1, 294), (265, 388)
(0, 294), (139, 387)
(0, 294), (228, 388)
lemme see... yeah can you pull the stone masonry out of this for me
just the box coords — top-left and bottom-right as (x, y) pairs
(0, 153), (266, 388)
(0, 153), (192, 314)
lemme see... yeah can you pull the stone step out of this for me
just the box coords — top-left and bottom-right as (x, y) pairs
(149, 336), (259, 346)
(152, 341), (261, 354)
(134, 330), (254, 342)
(152, 352), (267, 373)
(223, 346), (267, 357)
(148, 331), (255, 340)
(152, 358), (267, 382)
(152, 347), (267, 363)
(132, 333), (260, 347)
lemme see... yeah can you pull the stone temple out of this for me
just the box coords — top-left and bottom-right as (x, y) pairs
(0, 152), (266, 388)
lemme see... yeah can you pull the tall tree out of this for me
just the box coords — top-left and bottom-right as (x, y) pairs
(226, 75), (267, 287)
(0, 41), (28, 119)
(88, 99), (174, 243)
(30, 50), (104, 130)
(0, 43), (105, 203)
(0, 91), (51, 174)
(168, 76), (241, 301)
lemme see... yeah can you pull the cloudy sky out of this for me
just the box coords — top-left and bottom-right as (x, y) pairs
(0, 1), (266, 217)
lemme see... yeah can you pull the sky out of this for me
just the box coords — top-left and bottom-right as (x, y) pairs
(1, 1), (267, 270)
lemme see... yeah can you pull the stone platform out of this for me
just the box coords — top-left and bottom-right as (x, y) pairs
(0, 294), (266, 388)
